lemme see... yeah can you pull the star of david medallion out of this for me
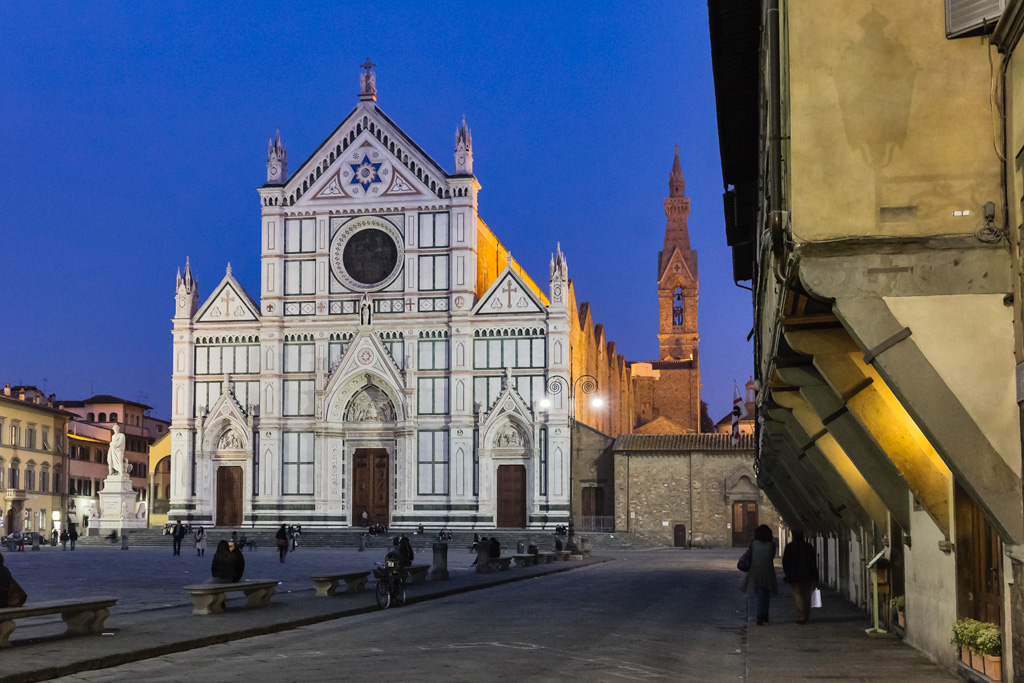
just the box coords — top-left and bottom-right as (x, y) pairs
(358, 349), (373, 365)
(350, 155), (383, 191)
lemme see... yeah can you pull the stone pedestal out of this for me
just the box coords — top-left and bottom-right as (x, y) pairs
(431, 543), (449, 580)
(92, 476), (146, 532)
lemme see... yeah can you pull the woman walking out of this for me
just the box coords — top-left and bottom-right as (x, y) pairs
(194, 526), (207, 557)
(740, 524), (778, 625)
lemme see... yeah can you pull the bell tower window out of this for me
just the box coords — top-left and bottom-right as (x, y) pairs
(673, 287), (684, 326)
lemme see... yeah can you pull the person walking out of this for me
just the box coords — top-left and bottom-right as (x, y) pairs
(210, 541), (238, 584)
(60, 529), (68, 551)
(782, 529), (818, 624)
(740, 524), (778, 625)
(276, 525), (289, 563)
(194, 526), (207, 557)
(68, 526), (78, 551)
(15, 531), (24, 552)
(361, 509), (369, 527)
(171, 520), (184, 556)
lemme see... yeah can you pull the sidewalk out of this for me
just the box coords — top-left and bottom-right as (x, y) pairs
(1, 553), (604, 683)
(745, 579), (959, 682)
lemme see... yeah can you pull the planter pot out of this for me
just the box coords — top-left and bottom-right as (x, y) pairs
(984, 654), (1002, 681)
(897, 612), (905, 628)
(961, 647), (971, 665)
(970, 649), (982, 671)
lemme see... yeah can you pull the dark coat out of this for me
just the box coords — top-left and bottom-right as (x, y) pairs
(0, 564), (10, 605)
(488, 537), (501, 559)
(740, 539), (778, 593)
(782, 539), (818, 584)
(211, 552), (237, 581)
(398, 536), (414, 566)
(231, 546), (246, 582)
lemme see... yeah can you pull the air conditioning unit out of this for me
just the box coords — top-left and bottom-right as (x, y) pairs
(946, 0), (1005, 38)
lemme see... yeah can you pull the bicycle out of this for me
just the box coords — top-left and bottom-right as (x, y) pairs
(372, 550), (407, 610)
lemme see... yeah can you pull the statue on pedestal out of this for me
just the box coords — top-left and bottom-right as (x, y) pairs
(107, 425), (126, 478)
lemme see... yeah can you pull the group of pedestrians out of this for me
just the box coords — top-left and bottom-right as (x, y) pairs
(739, 525), (819, 625)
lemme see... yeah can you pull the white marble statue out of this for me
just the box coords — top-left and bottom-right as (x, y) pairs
(107, 425), (126, 478)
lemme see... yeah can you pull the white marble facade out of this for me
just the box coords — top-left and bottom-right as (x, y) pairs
(168, 68), (572, 529)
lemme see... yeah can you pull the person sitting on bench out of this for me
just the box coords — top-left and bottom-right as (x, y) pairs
(211, 541), (239, 584)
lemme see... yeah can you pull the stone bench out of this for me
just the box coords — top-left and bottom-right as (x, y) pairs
(535, 552), (556, 564)
(0, 598), (117, 648)
(553, 550), (571, 561)
(511, 553), (536, 568)
(310, 571), (370, 597)
(184, 579), (280, 615)
(405, 564), (430, 585)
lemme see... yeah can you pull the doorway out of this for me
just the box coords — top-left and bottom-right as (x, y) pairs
(732, 500), (758, 547)
(955, 482), (1002, 624)
(216, 466), (243, 527)
(352, 449), (390, 527)
(496, 465), (526, 528)
(674, 524), (687, 548)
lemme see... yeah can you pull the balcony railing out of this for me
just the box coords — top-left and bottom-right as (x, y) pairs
(578, 516), (615, 532)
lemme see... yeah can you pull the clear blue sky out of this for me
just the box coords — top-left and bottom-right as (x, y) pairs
(0, 2), (752, 421)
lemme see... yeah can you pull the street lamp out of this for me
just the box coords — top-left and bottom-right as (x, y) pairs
(542, 373), (599, 553)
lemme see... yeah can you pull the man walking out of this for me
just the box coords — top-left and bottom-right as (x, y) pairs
(171, 520), (185, 556)
(782, 529), (818, 624)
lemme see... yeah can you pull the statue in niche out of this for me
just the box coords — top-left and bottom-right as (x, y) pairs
(346, 386), (396, 422)
(359, 293), (372, 326)
(107, 425), (126, 478)
(218, 430), (244, 450)
(495, 426), (526, 448)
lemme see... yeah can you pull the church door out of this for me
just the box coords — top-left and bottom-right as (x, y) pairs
(732, 501), (758, 547)
(352, 449), (390, 527)
(674, 524), (687, 548)
(216, 466), (243, 527)
(496, 465), (526, 528)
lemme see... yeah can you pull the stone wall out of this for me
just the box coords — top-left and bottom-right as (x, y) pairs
(612, 436), (781, 547)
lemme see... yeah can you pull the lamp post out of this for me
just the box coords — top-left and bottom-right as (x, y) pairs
(542, 373), (599, 553)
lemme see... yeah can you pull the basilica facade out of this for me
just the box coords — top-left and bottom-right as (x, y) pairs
(168, 67), (625, 530)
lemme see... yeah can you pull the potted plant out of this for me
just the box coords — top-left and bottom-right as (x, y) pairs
(952, 618), (981, 667)
(976, 622), (1002, 681)
(890, 595), (905, 628)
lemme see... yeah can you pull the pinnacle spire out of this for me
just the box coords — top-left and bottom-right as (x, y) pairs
(454, 115), (473, 174)
(669, 144), (685, 197)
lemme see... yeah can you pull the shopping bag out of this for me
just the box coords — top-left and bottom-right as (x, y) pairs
(810, 588), (822, 609)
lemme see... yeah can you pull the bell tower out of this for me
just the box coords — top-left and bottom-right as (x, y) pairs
(266, 126), (287, 185)
(657, 146), (699, 362)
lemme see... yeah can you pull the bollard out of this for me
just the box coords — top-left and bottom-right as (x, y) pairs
(475, 544), (492, 573)
(121, 530), (129, 550)
(31, 533), (40, 551)
(359, 533), (366, 552)
(431, 542), (449, 580)
(517, 540), (525, 554)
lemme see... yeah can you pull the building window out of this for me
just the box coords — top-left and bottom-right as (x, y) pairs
(24, 469), (34, 491)
(195, 345), (260, 375)
(472, 429), (479, 496)
(285, 217), (315, 253)
(87, 412), (95, 422)
(284, 259), (316, 295)
(41, 427), (50, 450)
(39, 469), (49, 493)
(95, 448), (103, 464)
(284, 344), (315, 373)
(328, 342), (347, 370)
(0, 466), (4, 488)
(538, 427), (548, 496)
(417, 430), (449, 495)
(418, 213), (449, 248)
(382, 339), (405, 369)
(9, 424), (19, 447)
(673, 287), (684, 326)
(417, 378), (449, 415)
(418, 255), (449, 291)
(98, 412), (107, 422)
(9, 466), (19, 490)
(282, 432), (314, 495)
(417, 340), (449, 370)
(283, 380), (315, 416)
(473, 336), (545, 369)
(54, 472), (62, 495)
(25, 426), (36, 450)
(110, 412), (118, 423)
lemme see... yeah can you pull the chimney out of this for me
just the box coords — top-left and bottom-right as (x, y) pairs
(48, 393), (55, 406)
(18, 389), (25, 401)
(3, 383), (10, 397)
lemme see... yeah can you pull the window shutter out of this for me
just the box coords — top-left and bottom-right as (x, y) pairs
(946, 0), (1004, 38)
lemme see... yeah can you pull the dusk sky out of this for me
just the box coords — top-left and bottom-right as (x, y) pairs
(0, 2), (752, 421)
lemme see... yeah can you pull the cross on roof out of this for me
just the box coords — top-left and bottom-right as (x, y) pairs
(361, 58), (375, 74)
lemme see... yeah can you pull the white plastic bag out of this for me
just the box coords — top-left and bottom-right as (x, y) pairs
(811, 588), (822, 609)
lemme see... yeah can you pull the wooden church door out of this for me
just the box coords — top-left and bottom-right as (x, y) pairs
(216, 466), (243, 527)
(352, 449), (390, 526)
(496, 465), (526, 528)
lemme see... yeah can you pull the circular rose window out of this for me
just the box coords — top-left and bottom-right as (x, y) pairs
(330, 217), (404, 291)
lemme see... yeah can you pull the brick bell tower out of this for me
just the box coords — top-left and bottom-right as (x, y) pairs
(657, 146), (699, 362)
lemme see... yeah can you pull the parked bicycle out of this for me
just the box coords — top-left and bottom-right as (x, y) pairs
(373, 549), (407, 610)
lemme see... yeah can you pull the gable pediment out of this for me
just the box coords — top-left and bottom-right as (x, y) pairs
(287, 104), (449, 207)
(194, 272), (260, 324)
(473, 267), (545, 316)
(479, 376), (535, 441)
(658, 248), (697, 288)
(323, 329), (407, 421)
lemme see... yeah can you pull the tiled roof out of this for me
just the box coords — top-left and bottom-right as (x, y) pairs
(78, 395), (152, 410)
(613, 432), (755, 452)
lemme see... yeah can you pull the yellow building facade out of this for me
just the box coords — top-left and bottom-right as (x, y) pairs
(712, 0), (1022, 676)
(0, 386), (70, 535)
